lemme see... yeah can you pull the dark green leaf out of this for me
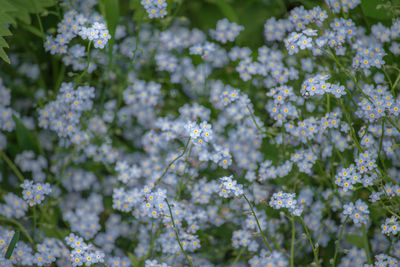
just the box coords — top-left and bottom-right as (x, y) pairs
(361, 0), (392, 20)
(0, 47), (10, 64)
(344, 234), (364, 248)
(214, 0), (239, 23)
(5, 231), (20, 259)
(12, 115), (40, 154)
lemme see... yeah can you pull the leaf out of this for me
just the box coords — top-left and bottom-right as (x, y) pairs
(12, 115), (40, 154)
(130, 0), (146, 24)
(0, 0), (57, 63)
(5, 231), (20, 259)
(344, 234), (364, 248)
(214, 0), (239, 23)
(102, 0), (120, 37)
(0, 46), (10, 64)
(361, 0), (392, 20)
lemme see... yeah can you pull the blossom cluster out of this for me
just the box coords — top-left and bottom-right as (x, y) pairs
(2, 0), (400, 266)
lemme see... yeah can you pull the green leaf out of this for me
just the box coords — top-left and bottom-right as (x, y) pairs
(12, 115), (40, 154)
(0, 0), (57, 63)
(5, 231), (20, 259)
(344, 234), (364, 248)
(214, 0), (239, 23)
(361, 0), (392, 20)
(0, 47), (10, 64)
(130, 0), (146, 23)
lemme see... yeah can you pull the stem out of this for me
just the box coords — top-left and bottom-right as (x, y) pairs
(332, 216), (348, 267)
(155, 137), (191, 185)
(0, 216), (34, 244)
(33, 206), (37, 242)
(232, 246), (245, 267)
(386, 117), (400, 134)
(362, 224), (372, 264)
(35, 13), (45, 41)
(299, 217), (320, 267)
(242, 194), (272, 252)
(392, 71), (400, 96)
(327, 93), (330, 113)
(378, 119), (387, 171)
(0, 149), (25, 183)
(165, 199), (194, 267)
(74, 41), (92, 85)
(290, 216), (295, 267)
(382, 67), (393, 88)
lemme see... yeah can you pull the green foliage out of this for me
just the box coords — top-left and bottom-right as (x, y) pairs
(99, 0), (120, 49)
(344, 233), (364, 248)
(12, 115), (41, 154)
(4, 231), (19, 259)
(0, 0), (57, 64)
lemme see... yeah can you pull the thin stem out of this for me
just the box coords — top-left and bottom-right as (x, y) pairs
(391, 71), (400, 96)
(0, 149), (25, 183)
(246, 105), (265, 133)
(382, 66), (393, 89)
(242, 194), (272, 252)
(232, 246), (245, 267)
(165, 199), (194, 267)
(327, 93), (330, 113)
(332, 216), (348, 267)
(362, 224), (372, 264)
(36, 13), (45, 41)
(183, 163), (200, 187)
(0, 216), (34, 244)
(33, 206), (37, 242)
(155, 137), (191, 185)
(74, 41), (92, 85)
(299, 217), (320, 267)
(378, 119), (387, 171)
(290, 216), (295, 267)
(386, 117), (400, 134)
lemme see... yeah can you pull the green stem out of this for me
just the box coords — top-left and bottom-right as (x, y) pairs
(35, 13), (45, 41)
(378, 119), (387, 171)
(33, 206), (37, 242)
(327, 93), (330, 113)
(299, 217), (320, 267)
(74, 41), (92, 85)
(391, 71), (400, 96)
(232, 246), (245, 267)
(242, 194), (272, 252)
(165, 199), (194, 267)
(362, 224), (372, 264)
(0, 216), (34, 244)
(155, 137), (191, 185)
(245, 105), (276, 138)
(290, 216), (295, 267)
(332, 216), (348, 267)
(0, 149), (25, 183)
(386, 117), (400, 134)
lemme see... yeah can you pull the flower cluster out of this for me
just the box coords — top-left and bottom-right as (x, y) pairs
(300, 74), (346, 98)
(210, 18), (244, 44)
(44, 10), (111, 54)
(0, 81), (17, 132)
(65, 233), (105, 266)
(20, 180), (52, 206)
(342, 200), (369, 225)
(2, 0), (400, 266)
(381, 216), (400, 236)
(186, 121), (213, 146)
(141, 0), (167, 18)
(218, 176), (243, 198)
(269, 191), (303, 216)
(39, 82), (95, 145)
